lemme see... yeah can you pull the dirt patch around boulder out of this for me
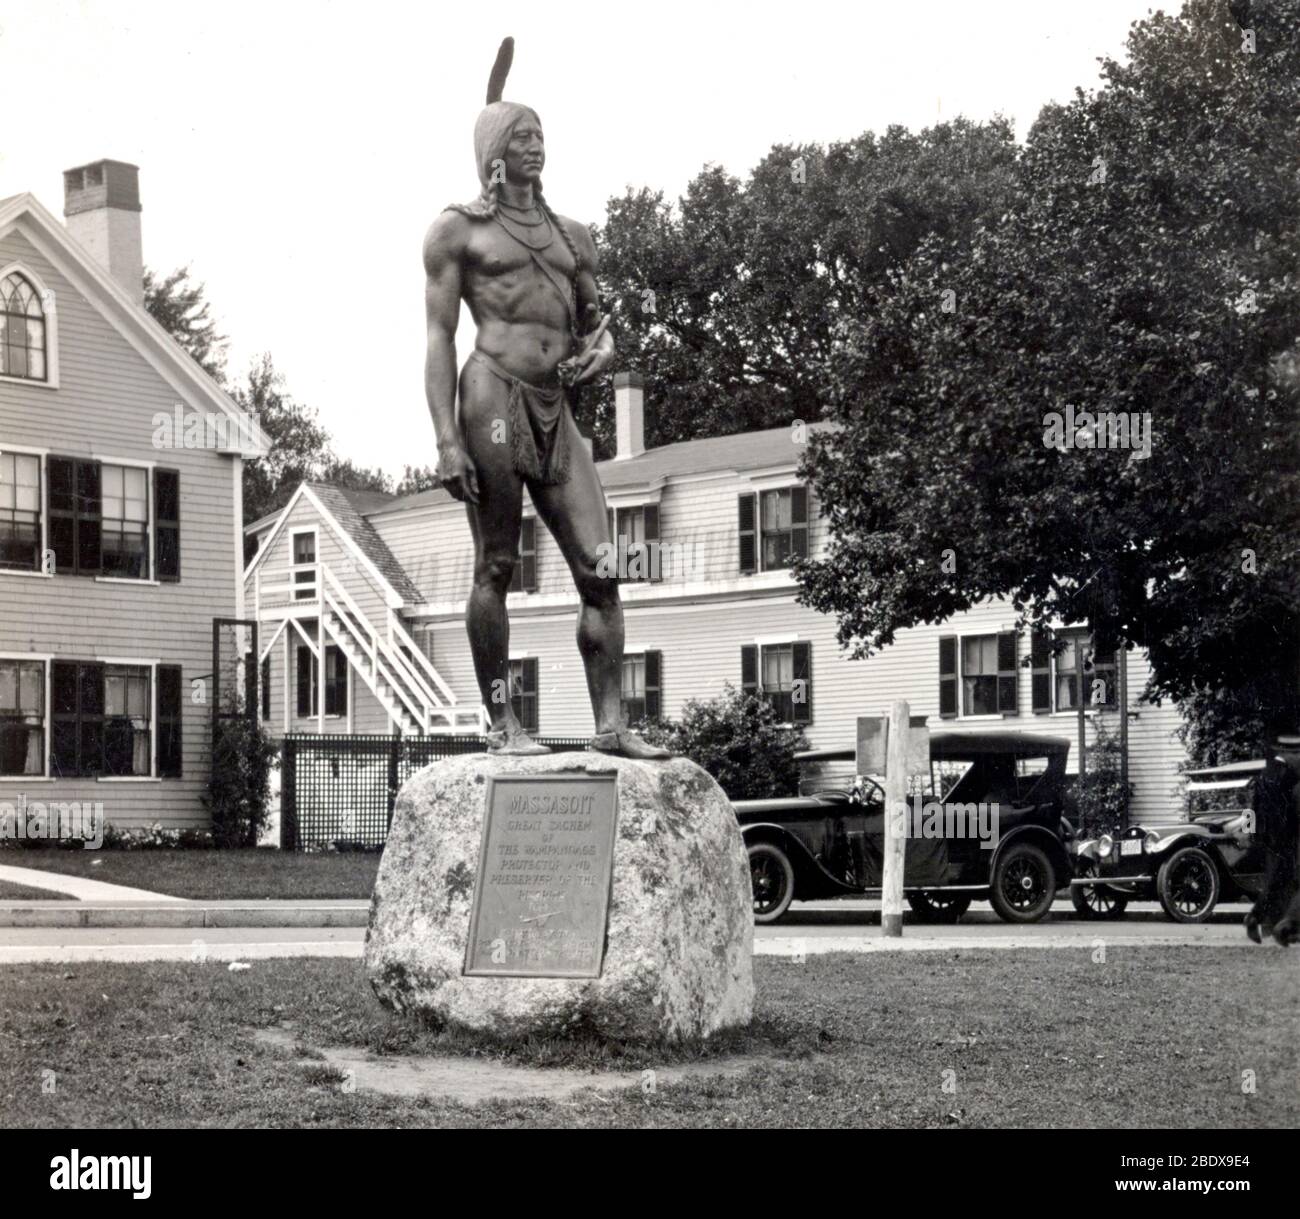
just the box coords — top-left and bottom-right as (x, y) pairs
(254, 1026), (781, 1104)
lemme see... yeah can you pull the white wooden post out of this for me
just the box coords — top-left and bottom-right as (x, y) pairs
(882, 699), (910, 938)
(282, 629), (290, 735)
(317, 615), (326, 733)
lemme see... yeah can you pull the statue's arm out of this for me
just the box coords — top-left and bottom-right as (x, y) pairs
(424, 214), (478, 502)
(570, 223), (614, 383)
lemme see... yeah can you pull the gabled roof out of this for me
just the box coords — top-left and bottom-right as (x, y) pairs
(307, 483), (423, 605)
(0, 192), (270, 457)
(366, 422), (833, 517)
(245, 484), (398, 538)
(243, 481), (424, 607)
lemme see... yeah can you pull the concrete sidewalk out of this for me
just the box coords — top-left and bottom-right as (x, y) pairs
(0, 862), (178, 903)
(0, 889), (1250, 930)
(0, 899), (369, 929)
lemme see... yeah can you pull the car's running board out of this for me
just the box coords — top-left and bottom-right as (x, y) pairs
(1070, 876), (1151, 887)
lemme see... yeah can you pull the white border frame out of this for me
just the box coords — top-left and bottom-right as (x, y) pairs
(952, 629), (1013, 722)
(0, 653), (52, 781)
(0, 261), (60, 389)
(0, 443), (50, 581)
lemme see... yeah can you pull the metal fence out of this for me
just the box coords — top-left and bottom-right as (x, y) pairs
(278, 733), (590, 850)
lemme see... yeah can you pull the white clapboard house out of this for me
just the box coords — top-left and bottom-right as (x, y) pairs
(245, 373), (1190, 826)
(0, 160), (269, 831)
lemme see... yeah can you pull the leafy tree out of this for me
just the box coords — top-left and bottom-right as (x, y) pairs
(637, 685), (808, 799)
(143, 265), (227, 383)
(394, 464), (441, 497)
(236, 353), (334, 526)
(203, 717), (278, 848)
(799, 0), (1300, 730)
(320, 456), (393, 495)
(1064, 721), (1132, 837)
(591, 118), (1016, 452)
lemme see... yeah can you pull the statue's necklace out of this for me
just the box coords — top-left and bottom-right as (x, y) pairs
(497, 202), (546, 227)
(493, 209), (554, 251)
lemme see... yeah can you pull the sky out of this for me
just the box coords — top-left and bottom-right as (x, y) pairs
(0, 0), (1160, 478)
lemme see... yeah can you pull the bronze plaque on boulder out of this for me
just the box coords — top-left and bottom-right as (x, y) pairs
(464, 773), (619, 978)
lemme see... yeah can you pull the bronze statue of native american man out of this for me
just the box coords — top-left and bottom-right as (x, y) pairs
(423, 37), (669, 759)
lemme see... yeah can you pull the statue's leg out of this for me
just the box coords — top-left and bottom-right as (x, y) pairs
(458, 360), (546, 753)
(527, 409), (668, 759)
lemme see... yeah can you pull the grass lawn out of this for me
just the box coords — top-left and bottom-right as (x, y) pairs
(0, 948), (1295, 1128)
(0, 881), (74, 901)
(0, 849), (379, 900)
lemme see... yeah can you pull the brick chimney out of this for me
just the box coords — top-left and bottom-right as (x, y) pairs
(63, 160), (144, 305)
(613, 370), (645, 460)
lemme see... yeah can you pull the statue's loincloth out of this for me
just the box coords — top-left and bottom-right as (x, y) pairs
(467, 350), (571, 486)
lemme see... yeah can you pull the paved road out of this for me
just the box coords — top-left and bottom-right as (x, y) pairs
(0, 899), (1256, 963)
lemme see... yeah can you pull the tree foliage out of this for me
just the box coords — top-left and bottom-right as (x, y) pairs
(799, 0), (1300, 723)
(143, 265), (228, 383)
(394, 465), (441, 496)
(591, 118), (1016, 452)
(236, 354), (334, 525)
(1064, 721), (1132, 837)
(637, 685), (808, 799)
(203, 717), (278, 848)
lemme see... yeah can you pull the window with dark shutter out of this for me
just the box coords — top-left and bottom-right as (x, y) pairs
(1055, 632), (1117, 710)
(738, 494), (757, 574)
(324, 646), (347, 717)
(510, 517), (537, 593)
(75, 461), (102, 575)
(47, 457), (76, 574)
(296, 645), (313, 717)
(157, 665), (182, 778)
(510, 657), (539, 733)
(997, 631), (1019, 715)
(644, 650), (662, 720)
(791, 641), (813, 724)
(50, 660), (104, 776)
(621, 650), (662, 724)
(0, 451), (41, 572)
(0, 658), (45, 775)
(47, 456), (102, 576)
(615, 505), (656, 582)
(790, 486), (809, 561)
(740, 644), (758, 697)
(1030, 629), (1052, 714)
(938, 636), (958, 719)
(261, 656), (271, 721)
(642, 504), (661, 582)
(154, 468), (180, 581)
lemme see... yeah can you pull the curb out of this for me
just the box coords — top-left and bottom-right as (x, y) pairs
(0, 903), (370, 929)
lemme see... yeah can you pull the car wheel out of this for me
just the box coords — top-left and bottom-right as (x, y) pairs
(906, 892), (972, 923)
(1156, 846), (1220, 923)
(990, 842), (1056, 923)
(748, 841), (796, 924)
(1071, 860), (1130, 920)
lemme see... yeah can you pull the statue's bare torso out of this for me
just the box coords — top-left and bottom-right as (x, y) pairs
(457, 214), (580, 383)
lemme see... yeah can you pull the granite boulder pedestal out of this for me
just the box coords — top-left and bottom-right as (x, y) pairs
(364, 751), (754, 1042)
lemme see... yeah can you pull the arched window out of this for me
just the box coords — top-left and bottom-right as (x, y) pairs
(0, 272), (47, 381)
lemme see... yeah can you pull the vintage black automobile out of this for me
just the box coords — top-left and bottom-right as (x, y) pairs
(735, 731), (1075, 925)
(1070, 759), (1268, 922)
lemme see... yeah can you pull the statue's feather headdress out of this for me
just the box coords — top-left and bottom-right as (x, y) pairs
(446, 36), (543, 217)
(486, 36), (514, 104)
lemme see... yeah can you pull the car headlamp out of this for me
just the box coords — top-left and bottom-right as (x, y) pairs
(1098, 834), (1114, 857)
(1144, 829), (1161, 852)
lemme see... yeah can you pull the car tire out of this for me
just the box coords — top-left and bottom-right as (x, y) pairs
(906, 892), (972, 923)
(990, 842), (1057, 923)
(1156, 846), (1220, 923)
(748, 841), (796, 924)
(1071, 861), (1130, 920)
